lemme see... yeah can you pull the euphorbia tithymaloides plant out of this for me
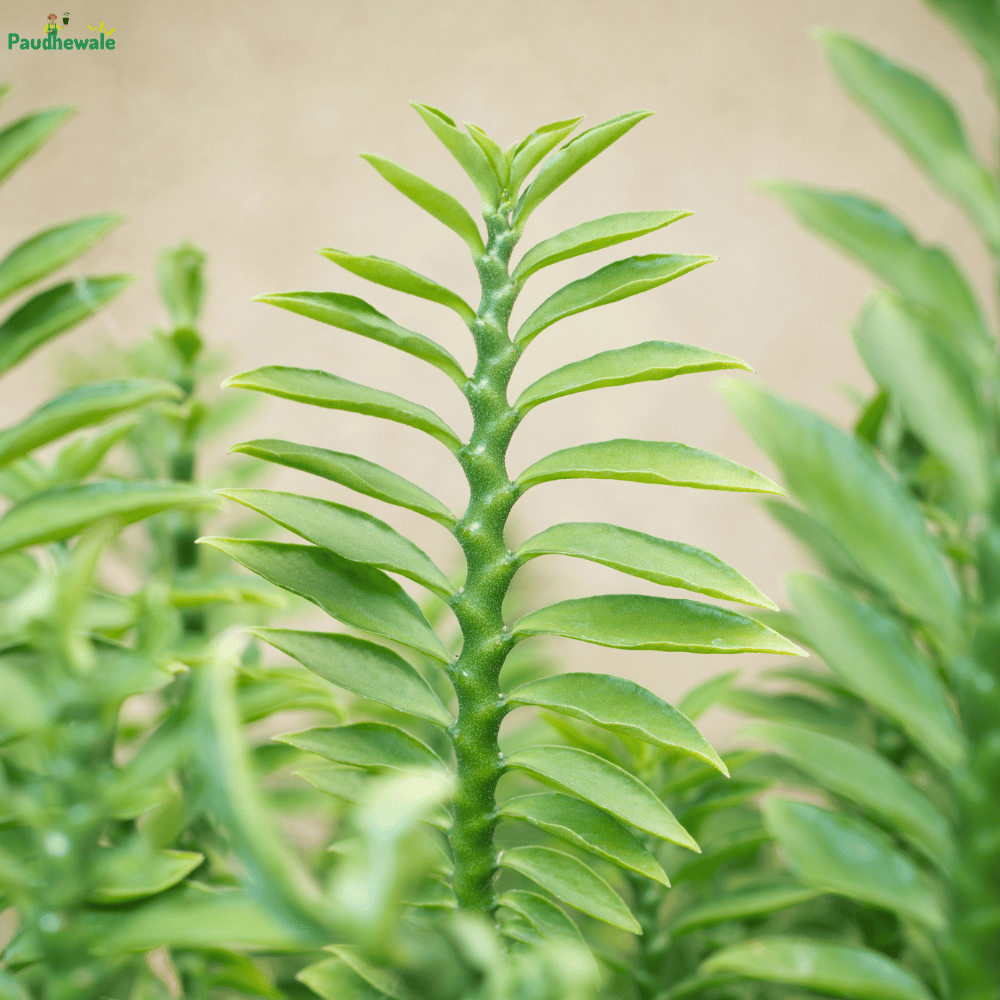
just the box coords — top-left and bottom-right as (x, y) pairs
(684, 8), (1000, 1000)
(206, 107), (802, 948)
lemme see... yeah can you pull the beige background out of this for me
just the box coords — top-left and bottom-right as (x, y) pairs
(0, 1), (994, 741)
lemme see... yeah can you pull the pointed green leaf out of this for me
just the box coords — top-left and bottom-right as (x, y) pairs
(514, 254), (712, 349)
(513, 212), (690, 283)
(326, 947), (409, 1000)
(256, 291), (466, 386)
(854, 293), (989, 508)
(499, 845), (640, 933)
(509, 673), (726, 772)
(0, 380), (181, 467)
(251, 628), (451, 727)
(822, 31), (1000, 249)
(0, 106), (74, 185)
(922, 0), (1000, 91)
(232, 439), (454, 527)
(763, 799), (946, 932)
(701, 938), (935, 1000)
(766, 184), (989, 355)
(745, 722), (953, 869)
(223, 366), (462, 454)
(220, 489), (453, 597)
(505, 744), (698, 849)
(514, 594), (803, 656)
(508, 117), (583, 195)
(515, 521), (774, 608)
(516, 438), (783, 494)
(513, 111), (652, 228)
(199, 538), (449, 662)
(789, 574), (966, 769)
(278, 722), (440, 771)
(465, 123), (508, 188)
(53, 417), (141, 483)
(298, 957), (392, 1000)
(322, 248), (476, 325)
(0, 481), (217, 554)
(722, 381), (962, 648)
(296, 765), (369, 804)
(677, 671), (739, 721)
(410, 103), (499, 206)
(0, 214), (124, 303)
(670, 883), (822, 936)
(500, 792), (668, 885)
(498, 890), (584, 945)
(0, 275), (132, 377)
(89, 839), (203, 903)
(361, 154), (484, 255)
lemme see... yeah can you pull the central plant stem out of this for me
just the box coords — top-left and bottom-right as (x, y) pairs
(448, 204), (521, 911)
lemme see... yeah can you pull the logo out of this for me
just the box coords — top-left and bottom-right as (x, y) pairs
(8, 15), (117, 51)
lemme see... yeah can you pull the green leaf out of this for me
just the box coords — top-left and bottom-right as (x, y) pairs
(0, 106), (73, 186)
(296, 765), (369, 804)
(516, 438), (783, 494)
(278, 722), (441, 771)
(513, 212), (691, 283)
(199, 538), (449, 663)
(361, 154), (484, 255)
(763, 798), (946, 932)
(514, 341), (750, 416)
(722, 381), (962, 648)
(499, 845), (640, 933)
(854, 292), (989, 508)
(514, 594), (803, 656)
(505, 744), (698, 849)
(745, 722), (954, 869)
(157, 242), (205, 330)
(500, 792), (669, 885)
(513, 111), (653, 228)
(790, 574), (965, 770)
(922, 0), (1000, 90)
(514, 254), (712, 350)
(297, 958), (391, 1000)
(821, 31), (1000, 250)
(670, 883), (822, 936)
(465, 123), (509, 188)
(255, 291), (466, 386)
(722, 687), (865, 744)
(701, 937), (935, 1000)
(251, 628), (452, 727)
(765, 184), (990, 356)
(498, 890), (584, 945)
(0, 214), (124, 303)
(321, 248), (476, 325)
(231, 439), (455, 527)
(410, 103), (499, 206)
(220, 489), (453, 597)
(89, 838), (203, 903)
(0, 379), (182, 467)
(0, 481), (217, 555)
(223, 366), (462, 454)
(855, 389), (889, 444)
(52, 417), (141, 483)
(324, 947), (409, 1000)
(515, 521), (774, 608)
(677, 671), (739, 721)
(0, 275), (133, 377)
(508, 672), (726, 773)
(508, 116), (583, 195)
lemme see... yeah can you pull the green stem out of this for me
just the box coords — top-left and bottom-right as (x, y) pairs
(447, 204), (521, 912)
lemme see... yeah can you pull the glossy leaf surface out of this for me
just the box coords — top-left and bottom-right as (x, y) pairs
(322, 248), (476, 324)
(513, 594), (803, 655)
(500, 845), (640, 933)
(220, 488), (453, 596)
(515, 521), (774, 608)
(514, 341), (750, 414)
(516, 439), (783, 494)
(223, 366), (462, 454)
(251, 628), (452, 727)
(505, 744), (698, 849)
(199, 538), (449, 662)
(514, 254), (712, 349)
(508, 672), (726, 772)
(256, 291), (466, 385)
(500, 792), (669, 885)
(231, 439), (455, 526)
(278, 722), (441, 771)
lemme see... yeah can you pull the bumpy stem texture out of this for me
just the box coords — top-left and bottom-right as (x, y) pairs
(447, 204), (521, 912)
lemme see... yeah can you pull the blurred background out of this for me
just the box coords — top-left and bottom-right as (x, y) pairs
(0, 0), (993, 740)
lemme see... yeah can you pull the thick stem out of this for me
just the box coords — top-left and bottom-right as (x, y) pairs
(447, 205), (521, 912)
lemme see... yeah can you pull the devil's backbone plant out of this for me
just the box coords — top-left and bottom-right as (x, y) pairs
(206, 104), (802, 981)
(676, 6), (1000, 999)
